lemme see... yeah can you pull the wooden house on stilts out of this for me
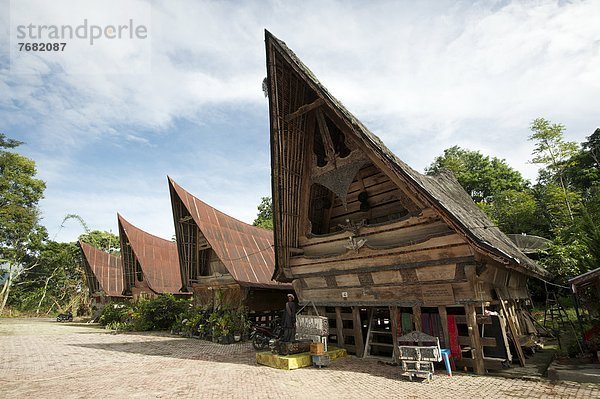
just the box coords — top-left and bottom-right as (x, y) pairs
(168, 177), (292, 313)
(265, 31), (548, 374)
(79, 241), (129, 307)
(117, 214), (187, 300)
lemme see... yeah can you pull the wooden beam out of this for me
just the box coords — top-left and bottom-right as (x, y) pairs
(316, 108), (336, 163)
(458, 336), (497, 347)
(465, 303), (486, 375)
(496, 289), (525, 367)
(390, 306), (399, 361)
(352, 306), (364, 357)
(412, 305), (422, 332)
(335, 306), (345, 346)
(284, 98), (325, 122)
(438, 305), (450, 348)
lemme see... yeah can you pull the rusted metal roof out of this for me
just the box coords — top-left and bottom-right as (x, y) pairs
(117, 214), (183, 294)
(168, 177), (291, 290)
(79, 241), (127, 298)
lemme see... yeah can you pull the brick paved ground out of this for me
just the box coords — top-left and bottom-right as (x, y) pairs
(1, 318), (599, 399)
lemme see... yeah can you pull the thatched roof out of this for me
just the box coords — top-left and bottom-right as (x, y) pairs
(265, 30), (547, 279)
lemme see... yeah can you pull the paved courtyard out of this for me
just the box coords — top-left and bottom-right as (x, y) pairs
(1, 318), (599, 399)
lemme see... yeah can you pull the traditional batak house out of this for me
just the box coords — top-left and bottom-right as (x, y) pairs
(79, 241), (129, 306)
(117, 214), (186, 300)
(264, 31), (548, 374)
(168, 177), (292, 313)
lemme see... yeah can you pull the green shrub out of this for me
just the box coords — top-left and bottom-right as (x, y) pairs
(106, 321), (134, 332)
(99, 302), (133, 326)
(133, 294), (191, 331)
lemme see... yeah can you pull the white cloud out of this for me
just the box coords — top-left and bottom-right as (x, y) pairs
(2, 0), (600, 241)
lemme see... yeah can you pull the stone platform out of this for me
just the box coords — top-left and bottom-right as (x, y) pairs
(256, 346), (347, 370)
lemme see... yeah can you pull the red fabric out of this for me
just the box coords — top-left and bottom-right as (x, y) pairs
(447, 315), (462, 359)
(584, 325), (600, 342)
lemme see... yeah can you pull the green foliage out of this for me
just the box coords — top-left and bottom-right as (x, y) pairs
(0, 135), (47, 315)
(170, 305), (249, 343)
(0, 149), (46, 256)
(479, 189), (540, 234)
(171, 306), (209, 337)
(253, 196), (273, 230)
(529, 118), (579, 175)
(99, 302), (134, 326)
(79, 230), (120, 254)
(131, 294), (190, 331)
(539, 239), (590, 282)
(534, 183), (582, 234)
(425, 145), (528, 201)
(106, 321), (134, 332)
(426, 120), (600, 284)
(8, 241), (83, 313)
(0, 133), (23, 149)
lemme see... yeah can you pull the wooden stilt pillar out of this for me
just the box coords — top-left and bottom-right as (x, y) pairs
(465, 303), (485, 375)
(390, 306), (399, 361)
(335, 306), (344, 347)
(352, 306), (364, 357)
(412, 305), (422, 332)
(438, 305), (450, 348)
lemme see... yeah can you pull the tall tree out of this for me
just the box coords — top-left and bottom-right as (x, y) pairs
(529, 118), (579, 221)
(253, 197), (273, 230)
(9, 241), (82, 315)
(425, 145), (528, 202)
(0, 135), (46, 314)
(479, 189), (541, 235)
(563, 128), (600, 197)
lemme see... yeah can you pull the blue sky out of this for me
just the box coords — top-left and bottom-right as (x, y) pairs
(1, 0), (599, 243)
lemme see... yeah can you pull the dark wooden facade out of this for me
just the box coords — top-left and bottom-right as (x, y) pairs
(265, 31), (548, 374)
(169, 177), (292, 312)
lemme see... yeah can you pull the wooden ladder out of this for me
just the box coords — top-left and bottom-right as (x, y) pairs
(363, 308), (395, 359)
(544, 291), (567, 328)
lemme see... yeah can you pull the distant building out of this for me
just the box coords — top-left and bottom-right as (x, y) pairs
(169, 177), (292, 312)
(117, 213), (188, 300)
(79, 241), (129, 307)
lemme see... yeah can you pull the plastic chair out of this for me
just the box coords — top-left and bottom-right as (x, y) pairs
(440, 348), (453, 377)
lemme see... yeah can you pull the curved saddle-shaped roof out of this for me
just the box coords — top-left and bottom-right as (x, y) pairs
(79, 241), (126, 297)
(169, 177), (291, 289)
(118, 214), (183, 294)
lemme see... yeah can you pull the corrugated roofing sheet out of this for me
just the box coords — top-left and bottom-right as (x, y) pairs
(169, 177), (291, 290)
(117, 214), (183, 294)
(79, 241), (126, 297)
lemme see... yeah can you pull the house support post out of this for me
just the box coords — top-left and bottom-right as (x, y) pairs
(352, 306), (364, 357)
(465, 303), (485, 375)
(335, 306), (345, 347)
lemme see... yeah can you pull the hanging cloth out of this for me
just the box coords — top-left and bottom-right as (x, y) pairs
(447, 315), (462, 359)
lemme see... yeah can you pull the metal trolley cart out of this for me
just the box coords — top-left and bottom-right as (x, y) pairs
(397, 331), (442, 382)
